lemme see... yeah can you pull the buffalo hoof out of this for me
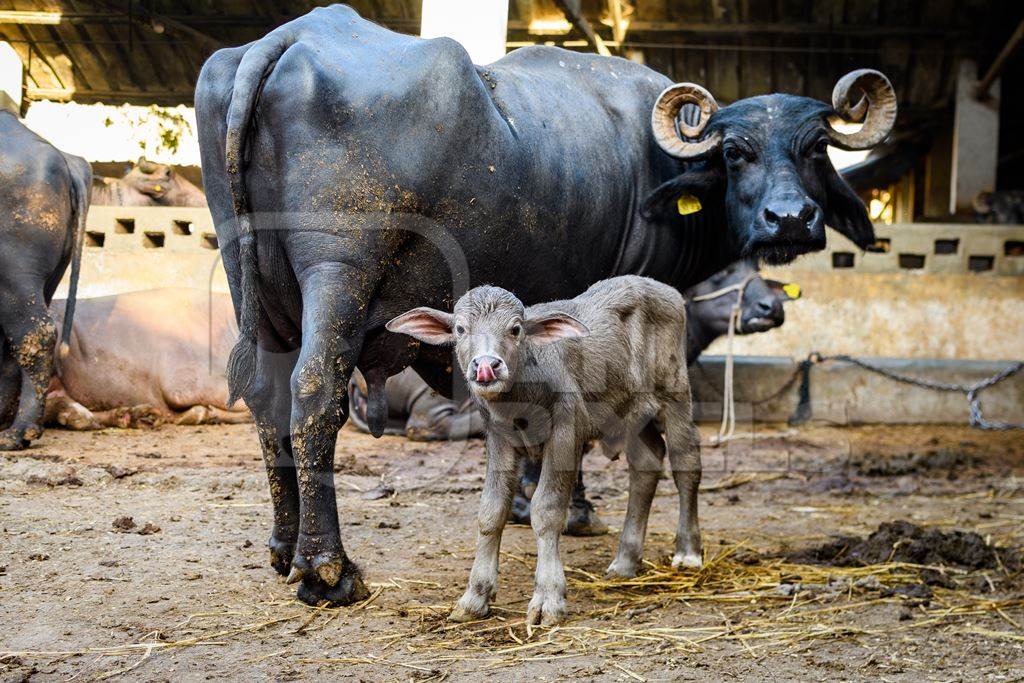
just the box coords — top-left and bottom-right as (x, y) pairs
(449, 590), (491, 622)
(268, 541), (295, 578)
(526, 588), (567, 627)
(605, 557), (640, 579)
(564, 500), (608, 537)
(295, 567), (369, 607)
(509, 490), (532, 526)
(671, 552), (703, 570)
(0, 429), (29, 451)
(267, 528), (298, 577)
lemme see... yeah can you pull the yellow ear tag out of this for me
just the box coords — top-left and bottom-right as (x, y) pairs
(677, 194), (702, 215)
(782, 283), (802, 300)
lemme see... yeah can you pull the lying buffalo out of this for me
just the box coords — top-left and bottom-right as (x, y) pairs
(0, 112), (91, 450)
(45, 289), (249, 429)
(91, 157), (207, 207)
(196, 4), (895, 604)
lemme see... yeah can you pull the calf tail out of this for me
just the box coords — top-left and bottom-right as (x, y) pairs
(222, 35), (291, 405)
(59, 158), (91, 366)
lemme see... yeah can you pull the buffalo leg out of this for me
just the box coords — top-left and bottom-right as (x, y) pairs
(0, 339), (19, 429)
(664, 401), (703, 569)
(288, 267), (368, 606)
(607, 423), (665, 578)
(0, 291), (57, 450)
(526, 429), (578, 627)
(247, 346), (301, 577)
(450, 436), (519, 622)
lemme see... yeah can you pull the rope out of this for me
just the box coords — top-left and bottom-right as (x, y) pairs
(691, 272), (773, 447)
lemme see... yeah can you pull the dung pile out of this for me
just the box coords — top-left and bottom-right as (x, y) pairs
(786, 520), (1020, 572)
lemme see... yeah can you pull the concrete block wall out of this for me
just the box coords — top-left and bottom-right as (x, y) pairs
(709, 223), (1024, 361)
(55, 206), (229, 299)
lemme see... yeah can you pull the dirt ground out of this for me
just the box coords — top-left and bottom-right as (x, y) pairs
(1, 422), (1022, 681)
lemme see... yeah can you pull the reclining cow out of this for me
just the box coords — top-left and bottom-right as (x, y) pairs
(197, 4), (895, 605)
(45, 289), (249, 430)
(0, 111), (90, 450)
(390, 276), (701, 625)
(91, 157), (207, 207)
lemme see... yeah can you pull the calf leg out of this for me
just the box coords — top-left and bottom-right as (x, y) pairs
(0, 292), (57, 450)
(607, 423), (665, 578)
(450, 436), (519, 621)
(664, 401), (703, 569)
(527, 432), (578, 627)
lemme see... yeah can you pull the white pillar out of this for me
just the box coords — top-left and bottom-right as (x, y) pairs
(950, 59), (1000, 214)
(421, 0), (509, 65)
(0, 42), (23, 115)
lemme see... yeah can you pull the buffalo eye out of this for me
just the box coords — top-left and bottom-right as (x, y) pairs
(455, 324), (466, 336)
(812, 138), (830, 156)
(724, 146), (744, 163)
(510, 324), (521, 337)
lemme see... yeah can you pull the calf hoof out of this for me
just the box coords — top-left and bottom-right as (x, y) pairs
(671, 552), (703, 570)
(449, 591), (491, 622)
(23, 424), (43, 441)
(0, 429), (29, 451)
(526, 590), (567, 627)
(605, 557), (639, 579)
(508, 491), (532, 526)
(296, 568), (369, 606)
(564, 501), (608, 537)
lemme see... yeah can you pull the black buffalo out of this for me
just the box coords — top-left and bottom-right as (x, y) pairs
(196, 4), (895, 605)
(0, 111), (90, 450)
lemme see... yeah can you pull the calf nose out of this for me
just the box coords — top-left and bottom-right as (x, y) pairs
(471, 356), (503, 383)
(763, 201), (818, 237)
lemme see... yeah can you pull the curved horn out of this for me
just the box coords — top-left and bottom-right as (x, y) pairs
(827, 69), (897, 151)
(137, 156), (157, 174)
(651, 83), (722, 160)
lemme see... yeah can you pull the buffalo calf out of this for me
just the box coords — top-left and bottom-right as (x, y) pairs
(389, 276), (701, 626)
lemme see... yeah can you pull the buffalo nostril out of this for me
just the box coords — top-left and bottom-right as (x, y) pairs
(764, 208), (781, 225)
(756, 299), (774, 315)
(798, 204), (817, 224)
(490, 358), (502, 369)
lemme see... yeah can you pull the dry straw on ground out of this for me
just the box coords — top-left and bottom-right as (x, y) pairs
(4, 541), (1021, 680)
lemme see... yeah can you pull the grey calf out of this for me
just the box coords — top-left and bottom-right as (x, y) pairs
(388, 275), (701, 626)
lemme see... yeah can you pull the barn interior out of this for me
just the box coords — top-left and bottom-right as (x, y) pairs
(0, 2), (1022, 681)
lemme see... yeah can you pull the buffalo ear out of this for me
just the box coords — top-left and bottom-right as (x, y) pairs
(386, 307), (454, 345)
(641, 167), (724, 220)
(765, 279), (802, 301)
(824, 166), (875, 249)
(524, 312), (590, 346)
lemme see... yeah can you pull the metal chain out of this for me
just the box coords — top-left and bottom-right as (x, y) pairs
(818, 354), (1024, 431)
(696, 352), (1024, 431)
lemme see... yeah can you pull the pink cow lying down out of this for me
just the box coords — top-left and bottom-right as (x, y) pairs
(46, 288), (249, 429)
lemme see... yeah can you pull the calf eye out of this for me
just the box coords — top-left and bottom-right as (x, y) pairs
(455, 324), (466, 335)
(510, 324), (522, 337)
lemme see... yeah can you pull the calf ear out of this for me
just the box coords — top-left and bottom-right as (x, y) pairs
(386, 308), (454, 345)
(824, 167), (875, 249)
(765, 280), (802, 301)
(524, 312), (590, 345)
